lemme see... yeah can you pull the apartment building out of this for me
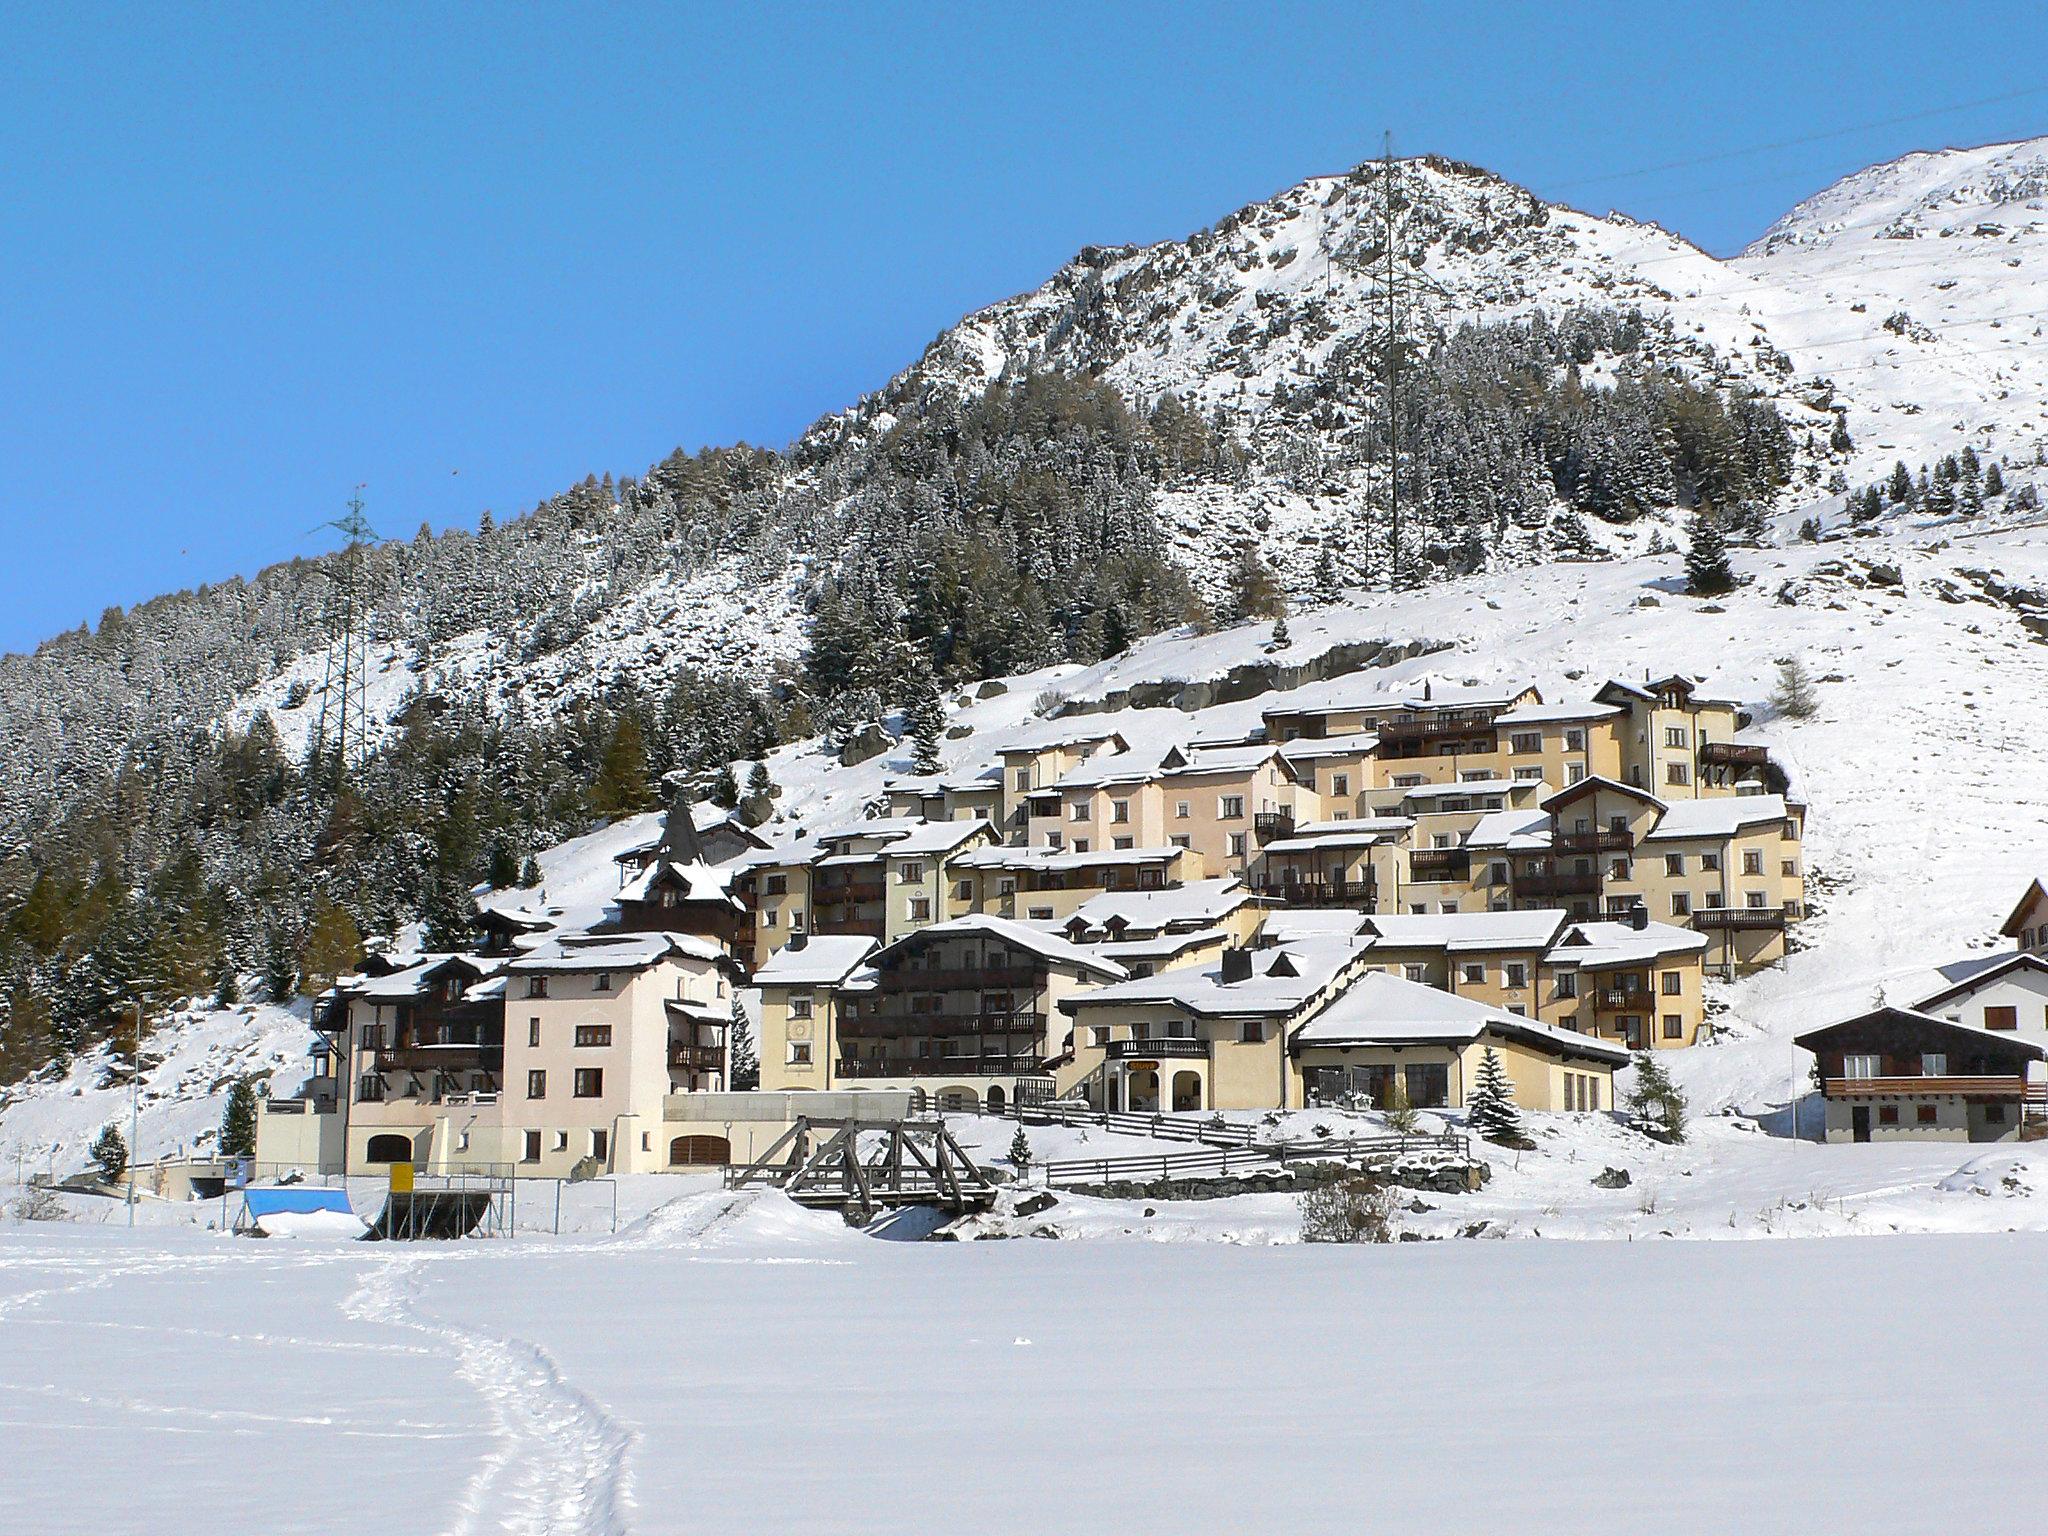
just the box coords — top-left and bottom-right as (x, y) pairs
(1050, 742), (1315, 881)
(1248, 817), (1409, 910)
(755, 915), (1127, 1112)
(1053, 877), (1266, 977)
(881, 767), (1004, 824)
(1365, 777), (1553, 915)
(952, 842), (1212, 924)
(996, 724), (1129, 845)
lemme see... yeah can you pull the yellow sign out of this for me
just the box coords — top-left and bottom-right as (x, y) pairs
(388, 1162), (415, 1194)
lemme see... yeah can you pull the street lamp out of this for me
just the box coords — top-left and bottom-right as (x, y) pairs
(124, 982), (164, 1229)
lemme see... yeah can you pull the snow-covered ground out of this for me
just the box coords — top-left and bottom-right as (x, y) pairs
(3, 1182), (2043, 1534)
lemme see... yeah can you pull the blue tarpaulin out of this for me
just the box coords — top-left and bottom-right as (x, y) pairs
(242, 1187), (354, 1218)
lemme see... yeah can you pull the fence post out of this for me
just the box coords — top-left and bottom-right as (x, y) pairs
(553, 1179), (562, 1236)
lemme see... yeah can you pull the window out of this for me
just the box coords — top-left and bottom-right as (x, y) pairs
(1111, 799), (1130, 824)
(553, 1131), (569, 1152)
(1566, 763), (1587, 783)
(1175, 800), (1191, 819)
(909, 897), (933, 922)
(791, 909), (806, 931)
(954, 880), (973, 901)
(1219, 796), (1245, 819)
(1661, 971), (1683, 996)
(525, 976), (549, 999)
(1462, 963), (1485, 985)
(1404, 964), (1427, 983)
(521, 1130), (542, 1163)
(1505, 963), (1527, 989)
(1842, 1054), (1880, 1079)
(1489, 861), (1509, 886)
(1228, 833), (1247, 858)
(1585, 1077), (1599, 1111)
(1666, 762), (1690, 786)
(1743, 850), (1764, 876)
(528, 1017), (541, 1047)
(527, 1069), (547, 1099)
(1609, 858), (1630, 881)
(1662, 1014), (1683, 1041)
(1784, 818), (1800, 841)
(1169, 835), (1191, 850)
(1239, 1022), (1264, 1043)
(573, 1068), (604, 1098)
(1665, 727), (1688, 748)
(1028, 906), (1054, 921)
(787, 1040), (813, 1066)
(1015, 769), (1031, 791)
(1782, 859), (1799, 879)
(1670, 891), (1691, 917)
(1506, 1004), (1527, 1017)
(591, 1129), (609, 1161)
(1113, 837), (1134, 851)
(1564, 729), (1586, 752)
(898, 861), (927, 884)
(593, 972), (612, 993)
(1510, 732), (1541, 754)
(1877, 1105), (1899, 1126)
(357, 1074), (384, 1103)
(574, 1025), (612, 1048)
(1331, 773), (1350, 796)
(789, 995), (813, 1021)
(1744, 891), (1769, 910)
(1069, 802), (1090, 822)
(762, 909), (778, 928)
(1403, 1063), (1450, 1109)
(1921, 1053), (1948, 1076)
(1701, 852), (1721, 873)
(1987, 1103), (2008, 1124)
(1514, 766), (1543, 781)
(1090, 1026), (1109, 1047)
(1556, 972), (1578, 999)
(1664, 853), (1686, 876)
(1985, 1006), (2018, 1031)
(1917, 1104), (1938, 1125)
(764, 874), (788, 896)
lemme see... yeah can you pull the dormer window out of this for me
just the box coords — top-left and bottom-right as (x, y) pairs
(593, 972), (612, 993)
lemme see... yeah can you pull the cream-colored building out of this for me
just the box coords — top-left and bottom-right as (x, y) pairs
(953, 842), (1212, 924)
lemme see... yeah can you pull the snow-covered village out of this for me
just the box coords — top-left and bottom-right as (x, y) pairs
(10, 9), (2048, 1533)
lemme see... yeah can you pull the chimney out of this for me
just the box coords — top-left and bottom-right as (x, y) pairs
(1630, 903), (1649, 932)
(1221, 948), (1254, 984)
(788, 932), (809, 951)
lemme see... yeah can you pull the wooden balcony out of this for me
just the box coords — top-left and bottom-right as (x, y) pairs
(872, 965), (1043, 993)
(1514, 868), (1600, 898)
(813, 880), (885, 906)
(838, 1011), (1047, 1041)
(669, 1043), (726, 1072)
(1591, 988), (1649, 1011)
(1823, 1075), (2031, 1099)
(1554, 828), (1633, 854)
(1253, 811), (1297, 843)
(1698, 741), (1770, 768)
(1247, 875), (1376, 909)
(809, 913), (886, 939)
(1105, 1038), (1207, 1060)
(1407, 849), (1471, 882)
(836, 1056), (1045, 1080)
(1691, 906), (1790, 931)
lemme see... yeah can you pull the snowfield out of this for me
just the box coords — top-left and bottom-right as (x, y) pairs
(4, 1183), (2045, 1535)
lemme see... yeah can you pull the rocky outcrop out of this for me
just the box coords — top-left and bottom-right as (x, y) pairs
(1052, 636), (1454, 720)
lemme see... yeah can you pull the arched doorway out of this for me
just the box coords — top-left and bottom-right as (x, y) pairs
(985, 1084), (1006, 1113)
(1126, 1069), (1160, 1113)
(669, 1135), (731, 1168)
(365, 1133), (414, 1164)
(1171, 1070), (1202, 1112)
(936, 1087), (979, 1112)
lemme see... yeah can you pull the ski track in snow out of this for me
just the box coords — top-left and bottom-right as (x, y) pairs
(345, 1252), (636, 1536)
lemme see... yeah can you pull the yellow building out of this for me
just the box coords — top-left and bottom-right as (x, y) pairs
(951, 842), (1211, 924)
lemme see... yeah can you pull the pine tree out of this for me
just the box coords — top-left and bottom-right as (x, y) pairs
(1008, 1126), (1033, 1177)
(728, 992), (760, 1091)
(710, 764), (740, 809)
(1683, 509), (1734, 596)
(1887, 460), (1914, 503)
(589, 716), (655, 818)
(1270, 613), (1291, 649)
(1625, 1050), (1687, 1142)
(91, 1122), (127, 1183)
(1828, 415), (1853, 454)
(1985, 462), (2006, 497)
(299, 898), (364, 993)
(1225, 547), (1287, 622)
(518, 854), (543, 888)
(1465, 1046), (1529, 1145)
(1770, 658), (1818, 720)
(484, 841), (520, 889)
(212, 960), (241, 1009)
(262, 933), (297, 1006)
(902, 657), (946, 775)
(219, 1076), (258, 1159)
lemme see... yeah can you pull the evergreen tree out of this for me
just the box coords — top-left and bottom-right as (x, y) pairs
(417, 877), (477, 954)
(1683, 509), (1735, 596)
(1770, 658), (1819, 720)
(299, 898), (364, 993)
(1985, 462), (2006, 497)
(727, 992), (760, 1091)
(1797, 516), (1823, 542)
(589, 716), (656, 817)
(1625, 1051), (1688, 1142)
(484, 841), (520, 890)
(518, 854), (543, 889)
(746, 762), (773, 800)
(902, 657), (946, 775)
(1465, 1046), (1529, 1145)
(1224, 546), (1287, 622)
(219, 1076), (258, 1160)
(212, 960), (241, 1009)
(1008, 1126), (1033, 1177)
(91, 1122), (127, 1183)
(262, 934), (297, 1007)
(1887, 460), (1914, 503)
(709, 764), (740, 809)
(1270, 613), (1291, 649)
(1828, 415), (1852, 454)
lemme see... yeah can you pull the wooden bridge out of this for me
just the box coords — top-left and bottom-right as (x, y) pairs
(724, 1117), (998, 1215)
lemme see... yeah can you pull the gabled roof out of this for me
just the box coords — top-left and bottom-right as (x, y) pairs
(880, 819), (997, 856)
(1463, 808), (1553, 852)
(875, 914), (1129, 980)
(1793, 1006), (2048, 1058)
(1153, 743), (1290, 780)
(1292, 971), (1629, 1065)
(1257, 910), (1371, 944)
(1640, 794), (1788, 843)
(1546, 918), (1708, 970)
(507, 931), (724, 972)
(1360, 910), (1568, 954)
(1062, 937), (1368, 1019)
(1493, 700), (1623, 726)
(616, 858), (745, 909)
(1911, 951), (2048, 1012)
(355, 953), (493, 1001)
(1539, 775), (1666, 814)
(999, 723), (1130, 755)
(1275, 731), (1381, 760)
(1061, 878), (1254, 938)
(2000, 876), (2048, 938)
(755, 935), (877, 987)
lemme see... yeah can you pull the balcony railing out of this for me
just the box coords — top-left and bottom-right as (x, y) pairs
(809, 914), (886, 939)
(669, 1043), (727, 1071)
(1105, 1038), (1207, 1060)
(1691, 906), (1790, 931)
(1823, 1075), (2030, 1098)
(873, 965), (1043, 993)
(836, 1056), (1045, 1079)
(1247, 875), (1376, 909)
(1514, 868), (1601, 898)
(1554, 828), (1634, 854)
(1698, 741), (1771, 767)
(813, 880), (885, 906)
(1407, 849), (1471, 882)
(839, 1011), (1046, 1041)
(1592, 988), (1649, 1011)
(1253, 811), (1297, 843)
(1372, 713), (1501, 742)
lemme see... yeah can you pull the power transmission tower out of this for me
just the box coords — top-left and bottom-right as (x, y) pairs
(313, 490), (379, 787)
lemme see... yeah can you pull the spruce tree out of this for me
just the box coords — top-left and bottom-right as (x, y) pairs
(589, 716), (655, 817)
(1770, 658), (1818, 720)
(299, 898), (365, 991)
(1887, 460), (1914, 504)
(262, 934), (297, 1006)
(1985, 462), (2006, 497)
(727, 993), (760, 1091)
(212, 960), (241, 1009)
(1625, 1050), (1688, 1143)
(1465, 1046), (1529, 1146)
(1008, 1126), (1033, 1177)
(518, 854), (543, 889)
(1683, 509), (1735, 596)
(91, 1123), (127, 1183)
(902, 658), (946, 775)
(219, 1076), (259, 1160)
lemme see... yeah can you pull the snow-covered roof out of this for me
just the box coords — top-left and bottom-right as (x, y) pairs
(1062, 878), (1254, 936)
(1293, 971), (1628, 1064)
(355, 955), (490, 1001)
(1540, 775), (1665, 812)
(1093, 927), (1233, 965)
(877, 914), (1130, 980)
(882, 767), (1002, 796)
(1794, 1005), (2048, 1057)
(999, 722), (1129, 754)
(1163, 743), (1284, 777)
(2000, 876), (2048, 937)
(1051, 749), (1178, 791)
(1389, 778), (1519, 803)
(1063, 937), (1367, 1018)
(1463, 808), (1554, 851)
(1258, 910), (1371, 943)
(1911, 951), (2048, 1012)
(506, 932), (723, 972)
(1547, 918), (1708, 970)
(953, 843), (1188, 872)
(615, 859), (742, 907)
(1641, 794), (1789, 842)
(1361, 910), (1567, 953)
(1275, 730), (1381, 760)
(754, 935), (878, 988)
(882, 818), (996, 855)
(1493, 700), (1623, 725)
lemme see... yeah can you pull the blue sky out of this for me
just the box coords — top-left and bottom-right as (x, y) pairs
(3, 1), (2046, 653)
